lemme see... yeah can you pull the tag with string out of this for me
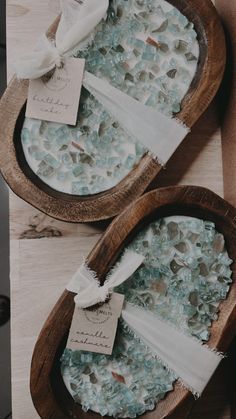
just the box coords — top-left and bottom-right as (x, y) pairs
(22, 0), (109, 125)
(66, 250), (144, 355)
(26, 57), (85, 125)
(15, 0), (190, 165)
(67, 292), (124, 355)
(66, 250), (224, 395)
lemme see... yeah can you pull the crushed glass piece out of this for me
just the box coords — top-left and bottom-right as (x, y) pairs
(21, 0), (199, 196)
(61, 216), (232, 417)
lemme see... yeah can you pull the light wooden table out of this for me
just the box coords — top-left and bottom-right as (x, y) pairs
(7, 1), (233, 418)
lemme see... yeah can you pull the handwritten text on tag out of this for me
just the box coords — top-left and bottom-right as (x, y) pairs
(26, 58), (85, 125)
(67, 293), (124, 355)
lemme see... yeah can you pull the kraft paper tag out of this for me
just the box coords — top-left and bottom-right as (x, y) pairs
(67, 293), (125, 355)
(26, 58), (85, 125)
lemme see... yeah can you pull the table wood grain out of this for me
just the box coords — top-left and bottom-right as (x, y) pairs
(6, 0), (232, 418)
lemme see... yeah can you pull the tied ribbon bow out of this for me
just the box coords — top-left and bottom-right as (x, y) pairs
(67, 250), (145, 308)
(67, 250), (224, 397)
(14, 0), (189, 165)
(14, 0), (109, 80)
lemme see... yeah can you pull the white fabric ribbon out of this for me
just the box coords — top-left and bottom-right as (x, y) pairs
(122, 303), (222, 396)
(14, 0), (109, 80)
(67, 251), (223, 396)
(67, 250), (145, 308)
(14, 0), (190, 164)
(83, 72), (188, 164)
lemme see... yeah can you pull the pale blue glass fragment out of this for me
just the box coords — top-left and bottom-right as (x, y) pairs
(61, 216), (232, 418)
(21, 0), (199, 196)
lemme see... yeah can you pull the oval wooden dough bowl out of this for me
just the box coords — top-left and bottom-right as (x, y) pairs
(0, 0), (225, 222)
(31, 185), (236, 419)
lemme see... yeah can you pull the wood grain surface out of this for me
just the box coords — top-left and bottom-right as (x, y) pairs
(1, 0), (225, 222)
(6, 0), (233, 418)
(30, 186), (236, 419)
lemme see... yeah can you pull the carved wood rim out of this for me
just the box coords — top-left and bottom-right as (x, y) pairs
(0, 0), (226, 222)
(30, 185), (236, 418)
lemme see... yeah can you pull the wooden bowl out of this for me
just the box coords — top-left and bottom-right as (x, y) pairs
(30, 185), (236, 419)
(0, 0), (226, 222)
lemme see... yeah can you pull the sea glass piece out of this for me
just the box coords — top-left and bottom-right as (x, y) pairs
(61, 216), (232, 417)
(21, 0), (199, 196)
